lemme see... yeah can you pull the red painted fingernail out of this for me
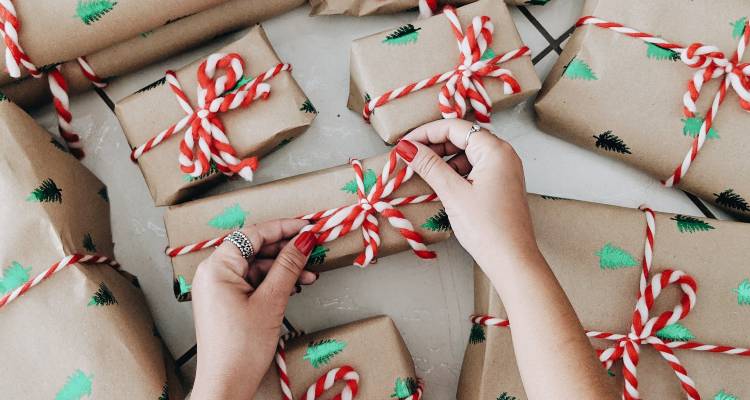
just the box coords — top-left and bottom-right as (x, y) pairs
(294, 231), (315, 256)
(395, 139), (418, 162)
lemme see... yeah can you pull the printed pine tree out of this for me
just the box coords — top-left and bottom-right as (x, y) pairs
(596, 243), (638, 270)
(469, 324), (486, 345)
(159, 384), (169, 400)
(307, 245), (329, 267)
(0, 91), (8, 102)
(682, 116), (719, 139)
(27, 178), (63, 203)
(714, 189), (750, 212)
(391, 377), (418, 399)
(497, 392), (517, 400)
(98, 186), (109, 202)
(541, 195), (563, 200)
(732, 17), (748, 39)
(136, 77), (166, 93)
(300, 99), (318, 114)
(303, 339), (347, 368)
(656, 323), (695, 341)
(88, 283), (117, 306)
(225, 75), (255, 95)
(733, 279), (750, 305)
(480, 48), (497, 62)
(563, 57), (597, 80)
(55, 370), (93, 400)
(76, 0), (117, 25)
(0, 262), (32, 294)
(525, 0), (550, 4)
(342, 169), (378, 194)
(208, 204), (249, 230)
(177, 275), (192, 296)
(383, 24), (422, 45)
(82, 233), (97, 252)
(646, 43), (680, 61)
(50, 138), (70, 153)
(593, 131), (631, 154)
(422, 209), (451, 232)
(183, 161), (219, 182)
(715, 390), (739, 400)
(670, 215), (714, 233)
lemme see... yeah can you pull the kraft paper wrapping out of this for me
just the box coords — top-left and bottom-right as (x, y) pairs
(0, 0), (306, 109)
(0, 101), (184, 399)
(255, 316), (418, 398)
(0, 0), (232, 85)
(535, 0), (750, 218)
(164, 152), (450, 301)
(457, 195), (750, 399)
(348, 0), (541, 144)
(309, 0), (546, 16)
(115, 26), (315, 206)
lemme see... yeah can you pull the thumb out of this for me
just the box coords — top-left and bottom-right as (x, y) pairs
(256, 231), (315, 306)
(395, 139), (467, 202)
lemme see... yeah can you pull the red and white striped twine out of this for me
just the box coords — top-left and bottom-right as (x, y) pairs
(363, 6), (530, 128)
(131, 53), (290, 181)
(576, 17), (750, 187)
(471, 207), (750, 400)
(0, 254), (119, 310)
(167, 148), (439, 268)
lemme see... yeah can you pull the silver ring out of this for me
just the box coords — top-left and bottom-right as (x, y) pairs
(465, 123), (481, 148)
(223, 230), (255, 260)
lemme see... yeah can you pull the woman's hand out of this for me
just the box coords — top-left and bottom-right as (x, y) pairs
(190, 219), (318, 400)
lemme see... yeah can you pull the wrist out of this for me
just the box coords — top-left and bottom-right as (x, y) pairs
(192, 369), (258, 400)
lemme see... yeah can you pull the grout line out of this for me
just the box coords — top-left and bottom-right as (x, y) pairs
(95, 87), (116, 112)
(682, 191), (717, 220)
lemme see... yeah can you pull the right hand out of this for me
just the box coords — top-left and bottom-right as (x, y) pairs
(395, 119), (540, 270)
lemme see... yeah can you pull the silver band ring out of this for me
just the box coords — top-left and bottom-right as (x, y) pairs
(465, 124), (481, 148)
(223, 230), (255, 260)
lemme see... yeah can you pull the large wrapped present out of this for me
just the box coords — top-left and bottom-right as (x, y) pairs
(310, 0), (550, 16)
(164, 150), (451, 301)
(256, 316), (423, 399)
(0, 100), (184, 399)
(0, 0), (306, 109)
(535, 0), (750, 218)
(348, 0), (540, 144)
(116, 26), (315, 206)
(458, 195), (750, 399)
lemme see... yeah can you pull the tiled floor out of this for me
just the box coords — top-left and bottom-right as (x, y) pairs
(29, 1), (729, 398)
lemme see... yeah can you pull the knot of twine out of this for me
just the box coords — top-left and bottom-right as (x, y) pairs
(471, 207), (750, 400)
(131, 53), (291, 181)
(363, 6), (529, 127)
(576, 17), (750, 187)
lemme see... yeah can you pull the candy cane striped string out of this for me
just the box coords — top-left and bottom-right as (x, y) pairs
(76, 56), (107, 89)
(470, 209), (750, 400)
(363, 6), (530, 128)
(576, 17), (750, 187)
(131, 53), (290, 181)
(418, 0), (439, 18)
(0, 254), (119, 309)
(167, 149), (439, 268)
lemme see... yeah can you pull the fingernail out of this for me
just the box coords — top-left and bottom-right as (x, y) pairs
(395, 139), (418, 162)
(294, 231), (315, 256)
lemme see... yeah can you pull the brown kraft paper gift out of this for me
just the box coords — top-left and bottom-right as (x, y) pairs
(535, 0), (750, 218)
(348, 0), (540, 144)
(457, 195), (750, 399)
(0, 100), (184, 399)
(164, 152), (450, 301)
(0, 0), (307, 109)
(309, 0), (545, 16)
(0, 0), (232, 84)
(255, 316), (421, 398)
(116, 25), (315, 206)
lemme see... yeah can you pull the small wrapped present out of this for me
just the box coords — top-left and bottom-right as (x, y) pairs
(0, 0), (306, 109)
(116, 26), (315, 206)
(310, 0), (550, 17)
(0, 101), (184, 399)
(458, 195), (750, 399)
(255, 316), (423, 399)
(535, 0), (750, 218)
(164, 150), (451, 301)
(348, 0), (540, 144)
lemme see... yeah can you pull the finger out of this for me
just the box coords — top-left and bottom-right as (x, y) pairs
(247, 259), (318, 287)
(256, 240), (290, 259)
(404, 119), (506, 169)
(446, 153), (472, 176)
(255, 231), (316, 309)
(215, 219), (307, 265)
(395, 139), (470, 203)
(425, 141), (463, 158)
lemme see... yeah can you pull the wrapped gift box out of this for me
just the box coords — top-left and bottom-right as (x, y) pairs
(310, 0), (549, 16)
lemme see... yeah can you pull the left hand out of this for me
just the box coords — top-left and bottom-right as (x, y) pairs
(190, 219), (318, 400)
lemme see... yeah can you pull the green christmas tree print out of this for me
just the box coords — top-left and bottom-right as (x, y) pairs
(383, 24), (422, 45)
(469, 324), (486, 345)
(27, 178), (63, 203)
(159, 384), (169, 400)
(0, 262), (31, 294)
(563, 57), (597, 80)
(732, 17), (747, 39)
(593, 131), (631, 154)
(342, 169), (378, 194)
(671, 215), (715, 234)
(682, 116), (719, 140)
(303, 339), (347, 368)
(55, 370), (93, 400)
(224, 75), (255, 95)
(183, 161), (219, 182)
(596, 243), (638, 270)
(541, 195), (563, 200)
(0, 91), (8, 102)
(307, 245), (329, 267)
(391, 377), (418, 399)
(656, 323), (695, 341)
(714, 189), (750, 212)
(733, 279), (750, 305)
(98, 186), (109, 202)
(76, 0), (117, 25)
(208, 204), (249, 230)
(88, 283), (117, 307)
(177, 275), (192, 296)
(50, 138), (69, 153)
(82, 233), (97, 252)
(497, 393), (517, 400)
(136, 77), (166, 93)
(715, 389), (738, 400)
(480, 48), (497, 62)
(300, 99), (318, 114)
(422, 209), (451, 232)
(525, 0), (550, 4)
(646, 43), (680, 61)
